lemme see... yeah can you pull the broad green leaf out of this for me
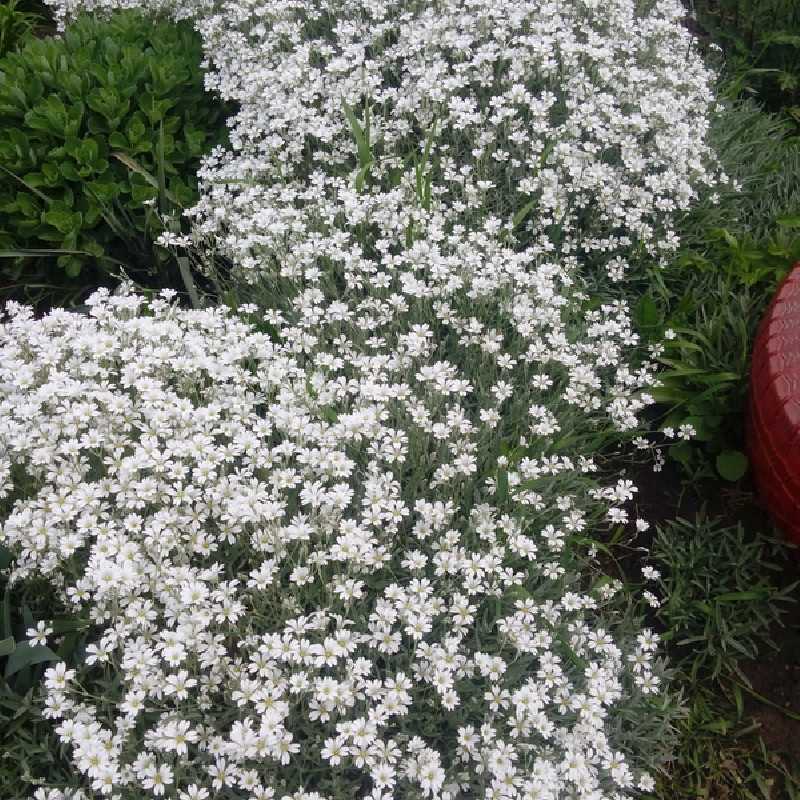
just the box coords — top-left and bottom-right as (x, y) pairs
(76, 138), (100, 167)
(0, 637), (14, 658)
(126, 113), (147, 143)
(59, 161), (81, 181)
(86, 179), (121, 204)
(170, 177), (196, 207)
(108, 131), (128, 149)
(0, 164), (51, 202)
(184, 127), (206, 155)
(130, 183), (158, 204)
(42, 209), (82, 235)
(716, 450), (748, 482)
(41, 161), (61, 184)
(83, 201), (103, 227)
(6, 128), (32, 164)
(57, 631), (81, 660)
(24, 95), (69, 138)
(14, 192), (40, 218)
(668, 441), (694, 467)
(680, 415), (720, 442)
(138, 92), (175, 124)
(87, 87), (128, 122)
(58, 254), (83, 277)
(4, 641), (60, 678)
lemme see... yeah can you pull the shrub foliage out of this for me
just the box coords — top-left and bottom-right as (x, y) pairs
(0, 10), (229, 305)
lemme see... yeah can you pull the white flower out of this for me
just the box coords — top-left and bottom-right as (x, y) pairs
(641, 566), (661, 581)
(179, 785), (210, 800)
(141, 764), (173, 796)
(27, 620), (53, 647)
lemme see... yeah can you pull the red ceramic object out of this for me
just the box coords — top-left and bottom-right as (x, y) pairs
(747, 262), (800, 544)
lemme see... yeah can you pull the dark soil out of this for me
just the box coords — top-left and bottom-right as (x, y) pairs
(744, 645), (800, 762)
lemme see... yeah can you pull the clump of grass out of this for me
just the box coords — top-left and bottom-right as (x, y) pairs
(650, 514), (795, 682)
(645, 513), (800, 798)
(658, 681), (800, 800)
(681, 99), (800, 246)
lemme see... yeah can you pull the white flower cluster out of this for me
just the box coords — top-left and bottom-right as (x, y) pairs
(187, 0), (722, 279)
(43, 0), (210, 25)
(7, 0), (724, 799)
(4, 289), (662, 800)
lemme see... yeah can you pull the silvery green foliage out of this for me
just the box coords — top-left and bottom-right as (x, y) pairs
(8, 1), (724, 799)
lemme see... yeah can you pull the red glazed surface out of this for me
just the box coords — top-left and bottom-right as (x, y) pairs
(747, 262), (800, 543)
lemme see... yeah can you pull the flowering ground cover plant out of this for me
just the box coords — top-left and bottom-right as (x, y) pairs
(0, 0), (729, 798)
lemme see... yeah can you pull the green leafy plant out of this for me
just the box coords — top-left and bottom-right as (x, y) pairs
(642, 226), (798, 479)
(0, 10), (231, 307)
(638, 100), (800, 480)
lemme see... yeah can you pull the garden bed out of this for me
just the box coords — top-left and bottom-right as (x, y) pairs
(1, 0), (799, 799)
